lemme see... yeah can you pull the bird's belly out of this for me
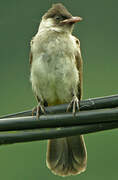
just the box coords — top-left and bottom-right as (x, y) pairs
(30, 54), (79, 105)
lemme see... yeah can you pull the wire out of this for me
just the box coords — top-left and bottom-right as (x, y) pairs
(0, 108), (118, 131)
(0, 94), (118, 145)
(0, 94), (118, 119)
(0, 121), (118, 145)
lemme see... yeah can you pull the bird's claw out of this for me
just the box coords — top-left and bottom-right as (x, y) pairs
(67, 96), (80, 115)
(32, 102), (46, 120)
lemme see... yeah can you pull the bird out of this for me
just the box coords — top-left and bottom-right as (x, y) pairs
(30, 3), (87, 177)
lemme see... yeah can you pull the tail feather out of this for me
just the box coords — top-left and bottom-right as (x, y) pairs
(46, 135), (87, 176)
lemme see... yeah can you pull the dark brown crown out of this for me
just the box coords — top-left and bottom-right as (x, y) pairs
(43, 3), (72, 20)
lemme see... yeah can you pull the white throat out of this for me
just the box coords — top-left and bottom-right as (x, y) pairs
(38, 18), (72, 34)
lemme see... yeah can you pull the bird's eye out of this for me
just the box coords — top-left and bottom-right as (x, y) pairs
(55, 16), (61, 20)
(54, 15), (68, 22)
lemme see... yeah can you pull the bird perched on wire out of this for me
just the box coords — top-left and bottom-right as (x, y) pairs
(30, 3), (87, 177)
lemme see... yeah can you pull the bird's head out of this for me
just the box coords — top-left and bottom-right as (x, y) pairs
(39, 3), (82, 33)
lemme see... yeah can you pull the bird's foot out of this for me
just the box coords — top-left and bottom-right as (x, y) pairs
(32, 102), (46, 120)
(66, 96), (80, 115)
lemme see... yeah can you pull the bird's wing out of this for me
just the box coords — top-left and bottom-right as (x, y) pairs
(29, 39), (39, 102)
(29, 51), (33, 66)
(74, 37), (83, 100)
(29, 39), (34, 67)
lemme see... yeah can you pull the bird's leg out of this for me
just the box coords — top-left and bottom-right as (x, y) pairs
(32, 97), (48, 119)
(67, 95), (80, 115)
(37, 102), (46, 119)
(32, 101), (46, 119)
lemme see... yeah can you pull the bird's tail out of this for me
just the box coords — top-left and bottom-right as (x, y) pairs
(46, 135), (87, 176)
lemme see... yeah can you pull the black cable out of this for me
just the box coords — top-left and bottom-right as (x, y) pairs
(0, 94), (118, 145)
(1, 94), (118, 119)
(0, 108), (118, 131)
(0, 121), (117, 145)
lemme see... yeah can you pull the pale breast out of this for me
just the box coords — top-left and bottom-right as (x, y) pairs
(30, 32), (79, 104)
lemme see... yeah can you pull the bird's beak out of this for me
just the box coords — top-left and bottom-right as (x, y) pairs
(61, 16), (83, 24)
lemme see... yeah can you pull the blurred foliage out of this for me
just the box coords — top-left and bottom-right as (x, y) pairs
(0, 0), (118, 179)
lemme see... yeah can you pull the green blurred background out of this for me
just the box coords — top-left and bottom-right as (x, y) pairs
(0, 0), (118, 179)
